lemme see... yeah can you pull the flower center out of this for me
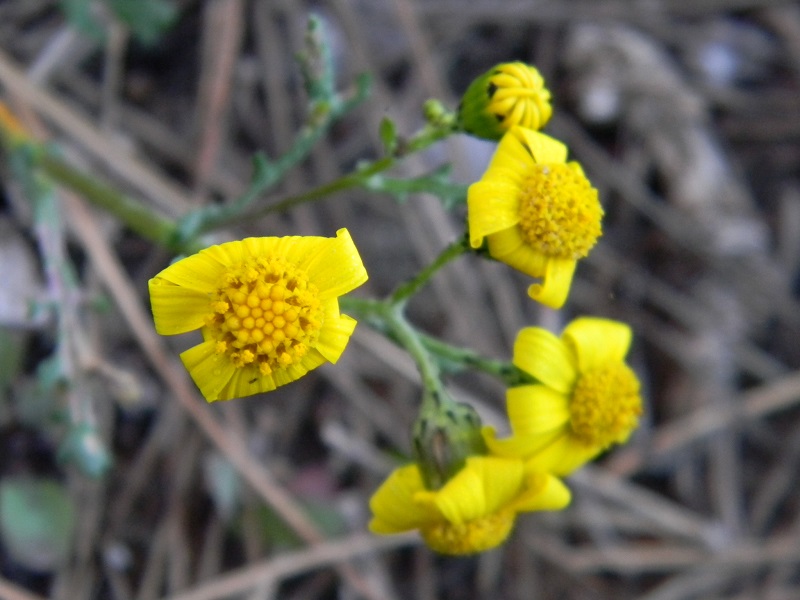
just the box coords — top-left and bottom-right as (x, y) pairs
(569, 363), (642, 448)
(517, 163), (603, 259)
(204, 257), (322, 375)
(421, 511), (515, 555)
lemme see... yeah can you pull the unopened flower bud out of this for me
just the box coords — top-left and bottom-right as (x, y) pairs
(458, 62), (553, 140)
(412, 389), (486, 490)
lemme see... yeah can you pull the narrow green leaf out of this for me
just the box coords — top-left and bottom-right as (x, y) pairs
(379, 117), (398, 156)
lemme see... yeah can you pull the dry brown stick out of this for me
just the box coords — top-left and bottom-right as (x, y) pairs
(160, 532), (417, 600)
(390, 0), (448, 100)
(0, 49), (191, 216)
(571, 467), (722, 545)
(61, 192), (383, 599)
(134, 520), (171, 600)
(530, 529), (800, 575)
(193, 0), (245, 199)
(99, 20), (128, 132)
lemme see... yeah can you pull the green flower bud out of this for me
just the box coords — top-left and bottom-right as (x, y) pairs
(458, 62), (553, 140)
(422, 99), (454, 128)
(412, 389), (487, 490)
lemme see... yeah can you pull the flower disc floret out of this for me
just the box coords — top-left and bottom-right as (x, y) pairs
(205, 257), (322, 376)
(517, 164), (602, 259)
(421, 511), (515, 555)
(570, 363), (642, 448)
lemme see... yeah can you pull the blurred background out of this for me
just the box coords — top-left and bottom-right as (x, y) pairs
(1, 0), (800, 598)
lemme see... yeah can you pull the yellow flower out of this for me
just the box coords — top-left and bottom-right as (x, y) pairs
(458, 62), (552, 140)
(369, 456), (570, 555)
(149, 228), (368, 402)
(467, 127), (603, 308)
(484, 317), (643, 475)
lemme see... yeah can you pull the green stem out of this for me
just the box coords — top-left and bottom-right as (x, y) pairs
(39, 152), (192, 254)
(390, 236), (469, 305)
(231, 115), (458, 226)
(243, 156), (394, 223)
(342, 298), (444, 401)
(227, 106), (458, 226)
(418, 332), (534, 387)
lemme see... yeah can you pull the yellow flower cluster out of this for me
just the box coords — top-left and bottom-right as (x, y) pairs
(463, 65), (603, 309)
(369, 317), (642, 555)
(144, 60), (642, 558)
(370, 64), (642, 555)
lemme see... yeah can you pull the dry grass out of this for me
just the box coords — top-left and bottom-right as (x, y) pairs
(1, 0), (800, 598)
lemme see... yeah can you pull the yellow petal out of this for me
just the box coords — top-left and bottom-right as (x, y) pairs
(504, 99), (527, 130)
(415, 470), (484, 526)
(268, 367), (295, 391)
(180, 341), (237, 402)
(511, 127), (568, 165)
(238, 235), (319, 264)
(568, 161), (586, 177)
(156, 246), (230, 293)
(486, 228), (547, 277)
(220, 351), (325, 401)
(216, 364), (275, 401)
(506, 385), (571, 436)
(201, 238), (250, 266)
(483, 425), (562, 459)
(468, 456), (526, 516)
(369, 464), (434, 533)
(292, 349), (327, 380)
(467, 180), (522, 247)
(513, 327), (577, 393)
(562, 317), (632, 373)
(428, 456), (524, 524)
(488, 127), (538, 173)
(510, 471), (571, 512)
(492, 96), (517, 113)
(304, 229), (369, 301)
(316, 304), (357, 363)
(527, 256), (577, 309)
(148, 278), (210, 335)
(216, 232), (367, 303)
(525, 434), (602, 476)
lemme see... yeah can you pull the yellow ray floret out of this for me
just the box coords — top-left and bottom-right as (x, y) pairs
(369, 456), (570, 555)
(149, 229), (368, 401)
(483, 317), (643, 475)
(468, 127), (603, 308)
